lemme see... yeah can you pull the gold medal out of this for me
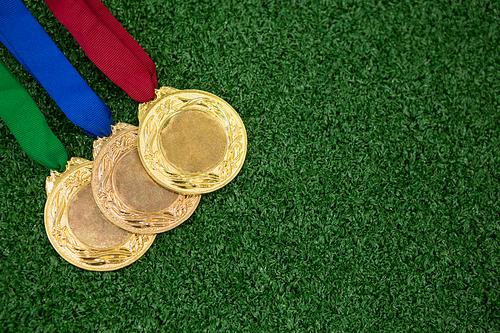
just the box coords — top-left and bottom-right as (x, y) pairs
(44, 157), (155, 271)
(91, 123), (201, 234)
(137, 87), (247, 194)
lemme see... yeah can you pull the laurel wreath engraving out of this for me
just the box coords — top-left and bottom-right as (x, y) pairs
(140, 96), (246, 191)
(45, 159), (153, 268)
(92, 126), (200, 232)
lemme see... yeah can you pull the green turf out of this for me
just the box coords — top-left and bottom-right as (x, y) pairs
(1, 0), (499, 331)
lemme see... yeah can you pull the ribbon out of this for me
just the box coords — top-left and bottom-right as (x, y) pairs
(0, 61), (68, 171)
(44, 0), (157, 102)
(0, 0), (113, 137)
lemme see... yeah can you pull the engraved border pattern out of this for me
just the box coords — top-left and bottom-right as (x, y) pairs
(44, 158), (155, 271)
(92, 124), (201, 234)
(138, 90), (247, 194)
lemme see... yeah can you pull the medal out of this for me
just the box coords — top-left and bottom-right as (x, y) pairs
(44, 158), (155, 271)
(137, 87), (248, 194)
(91, 122), (201, 234)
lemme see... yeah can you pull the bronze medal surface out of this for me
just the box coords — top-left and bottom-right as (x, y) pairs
(92, 123), (201, 234)
(44, 158), (156, 271)
(137, 87), (247, 195)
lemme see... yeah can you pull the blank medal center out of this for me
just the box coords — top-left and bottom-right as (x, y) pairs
(160, 110), (227, 174)
(68, 186), (131, 249)
(113, 149), (179, 212)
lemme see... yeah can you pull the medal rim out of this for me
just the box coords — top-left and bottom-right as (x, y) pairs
(137, 87), (248, 195)
(91, 123), (201, 234)
(44, 157), (156, 271)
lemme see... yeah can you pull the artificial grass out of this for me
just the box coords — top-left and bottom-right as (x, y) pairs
(1, 0), (499, 331)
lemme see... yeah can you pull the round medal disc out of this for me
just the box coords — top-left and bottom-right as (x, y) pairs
(92, 123), (201, 234)
(44, 157), (156, 271)
(137, 87), (247, 195)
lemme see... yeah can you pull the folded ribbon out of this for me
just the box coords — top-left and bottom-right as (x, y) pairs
(44, 0), (158, 102)
(0, 61), (68, 171)
(0, 0), (113, 137)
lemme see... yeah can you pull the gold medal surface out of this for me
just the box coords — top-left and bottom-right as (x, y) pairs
(92, 123), (201, 234)
(44, 157), (156, 271)
(137, 87), (247, 195)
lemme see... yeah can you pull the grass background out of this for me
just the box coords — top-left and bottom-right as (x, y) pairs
(1, 0), (499, 331)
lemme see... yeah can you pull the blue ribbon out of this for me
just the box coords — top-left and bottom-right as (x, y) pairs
(0, 0), (113, 137)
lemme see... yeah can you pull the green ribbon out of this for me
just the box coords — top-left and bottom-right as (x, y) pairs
(0, 61), (67, 171)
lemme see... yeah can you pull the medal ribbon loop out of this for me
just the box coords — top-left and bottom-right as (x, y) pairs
(44, 0), (158, 102)
(0, 0), (113, 138)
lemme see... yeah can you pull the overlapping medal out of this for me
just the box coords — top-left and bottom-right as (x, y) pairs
(44, 158), (156, 271)
(44, 87), (247, 271)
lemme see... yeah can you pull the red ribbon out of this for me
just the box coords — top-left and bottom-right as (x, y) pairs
(44, 0), (157, 102)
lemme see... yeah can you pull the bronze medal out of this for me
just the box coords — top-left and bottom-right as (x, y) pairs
(44, 157), (155, 271)
(137, 87), (247, 195)
(91, 123), (201, 234)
